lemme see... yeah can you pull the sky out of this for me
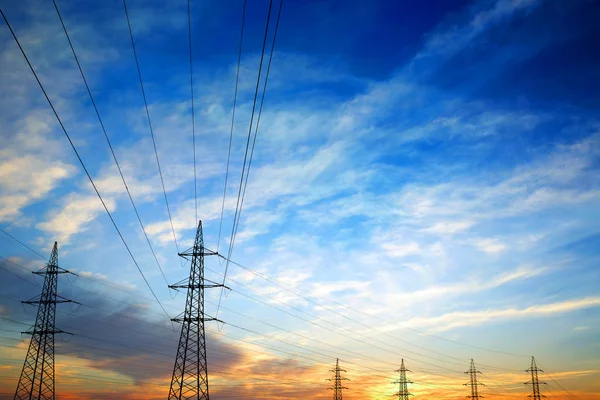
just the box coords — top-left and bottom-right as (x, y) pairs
(0, 0), (599, 399)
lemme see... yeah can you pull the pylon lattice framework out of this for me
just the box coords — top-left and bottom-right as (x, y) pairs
(393, 358), (413, 400)
(465, 359), (485, 400)
(525, 356), (546, 400)
(327, 358), (349, 400)
(14, 242), (74, 400)
(167, 220), (224, 400)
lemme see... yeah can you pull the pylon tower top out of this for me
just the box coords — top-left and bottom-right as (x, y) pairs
(393, 358), (413, 400)
(465, 359), (484, 400)
(328, 358), (349, 400)
(525, 356), (546, 400)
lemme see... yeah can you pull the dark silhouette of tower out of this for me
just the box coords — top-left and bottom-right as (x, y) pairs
(393, 359), (413, 400)
(525, 356), (546, 400)
(327, 358), (348, 400)
(168, 220), (224, 400)
(14, 242), (74, 400)
(465, 359), (484, 400)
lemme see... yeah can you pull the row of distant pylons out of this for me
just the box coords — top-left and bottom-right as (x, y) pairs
(328, 357), (546, 400)
(12, 220), (546, 400)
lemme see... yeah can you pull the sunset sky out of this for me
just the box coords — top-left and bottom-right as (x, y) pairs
(0, 0), (599, 399)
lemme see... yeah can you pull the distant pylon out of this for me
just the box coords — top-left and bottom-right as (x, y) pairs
(464, 359), (484, 399)
(14, 242), (75, 400)
(327, 358), (349, 400)
(393, 359), (413, 400)
(167, 220), (225, 400)
(525, 356), (546, 400)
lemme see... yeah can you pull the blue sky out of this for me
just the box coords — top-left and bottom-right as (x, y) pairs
(0, 0), (599, 398)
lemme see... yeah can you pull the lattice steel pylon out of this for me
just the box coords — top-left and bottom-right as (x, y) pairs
(393, 359), (413, 400)
(525, 356), (546, 400)
(167, 220), (224, 400)
(14, 242), (74, 400)
(327, 358), (349, 400)
(464, 359), (484, 400)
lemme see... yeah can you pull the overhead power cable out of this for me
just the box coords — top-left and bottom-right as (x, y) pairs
(122, 0), (183, 265)
(0, 227), (46, 259)
(217, 253), (528, 359)
(51, 0), (170, 287)
(538, 363), (582, 400)
(216, 0), (248, 257)
(1, 225), (525, 374)
(0, 9), (172, 322)
(232, 0), (283, 252)
(187, 0), (198, 224)
(217, 0), (283, 318)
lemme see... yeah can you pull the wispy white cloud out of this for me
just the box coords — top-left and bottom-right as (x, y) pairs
(405, 296), (600, 332)
(0, 110), (76, 223)
(381, 241), (421, 258)
(374, 264), (550, 309)
(471, 237), (508, 254)
(36, 193), (116, 244)
(422, 221), (474, 235)
(416, 0), (542, 61)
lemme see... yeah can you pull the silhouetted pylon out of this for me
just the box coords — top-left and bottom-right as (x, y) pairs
(327, 358), (349, 400)
(167, 220), (225, 400)
(525, 356), (546, 400)
(14, 242), (75, 400)
(464, 359), (484, 399)
(393, 359), (413, 400)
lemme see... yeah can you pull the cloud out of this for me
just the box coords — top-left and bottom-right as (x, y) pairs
(422, 221), (474, 235)
(471, 238), (508, 254)
(36, 193), (116, 244)
(416, 0), (541, 61)
(0, 112), (76, 222)
(381, 241), (421, 258)
(406, 296), (600, 332)
(375, 264), (549, 310)
(310, 280), (371, 298)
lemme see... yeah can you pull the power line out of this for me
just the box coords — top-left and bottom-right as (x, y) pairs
(0, 9), (172, 322)
(0, 301), (507, 398)
(3, 211), (521, 375)
(217, 253), (528, 360)
(233, 0), (283, 253)
(1, 231), (524, 380)
(187, 0), (198, 225)
(51, 0), (171, 287)
(0, 276), (471, 390)
(0, 307), (460, 394)
(537, 362), (582, 400)
(121, 0), (183, 265)
(0, 227), (46, 259)
(216, 0), (248, 258)
(218, 0), (283, 318)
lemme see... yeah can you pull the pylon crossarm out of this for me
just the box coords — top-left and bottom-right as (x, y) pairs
(171, 317), (223, 323)
(33, 266), (73, 275)
(22, 298), (73, 305)
(178, 248), (218, 258)
(169, 283), (225, 289)
(204, 278), (230, 288)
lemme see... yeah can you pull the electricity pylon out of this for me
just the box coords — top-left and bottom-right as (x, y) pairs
(393, 359), (413, 400)
(525, 356), (546, 400)
(464, 359), (484, 399)
(327, 358), (349, 400)
(14, 242), (75, 400)
(167, 220), (225, 400)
